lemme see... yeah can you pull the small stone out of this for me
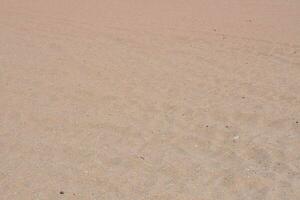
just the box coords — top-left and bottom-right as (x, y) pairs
(233, 135), (240, 141)
(60, 191), (64, 195)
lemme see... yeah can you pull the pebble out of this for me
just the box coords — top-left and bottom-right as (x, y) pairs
(233, 135), (240, 141)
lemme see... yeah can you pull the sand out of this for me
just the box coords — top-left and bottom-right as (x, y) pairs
(1, 0), (300, 199)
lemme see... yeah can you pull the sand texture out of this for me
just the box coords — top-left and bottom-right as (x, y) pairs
(1, 0), (300, 199)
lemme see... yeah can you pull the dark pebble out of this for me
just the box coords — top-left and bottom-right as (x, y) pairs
(60, 191), (64, 195)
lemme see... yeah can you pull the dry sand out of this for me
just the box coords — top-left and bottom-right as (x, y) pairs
(1, 0), (300, 199)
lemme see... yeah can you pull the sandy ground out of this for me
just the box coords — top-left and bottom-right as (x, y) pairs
(1, 0), (300, 199)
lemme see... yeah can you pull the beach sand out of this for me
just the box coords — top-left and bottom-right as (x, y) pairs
(1, 0), (300, 199)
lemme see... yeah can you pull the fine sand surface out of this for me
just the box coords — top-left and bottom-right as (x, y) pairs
(1, 0), (300, 199)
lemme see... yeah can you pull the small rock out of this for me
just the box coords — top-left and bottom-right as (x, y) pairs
(233, 135), (240, 141)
